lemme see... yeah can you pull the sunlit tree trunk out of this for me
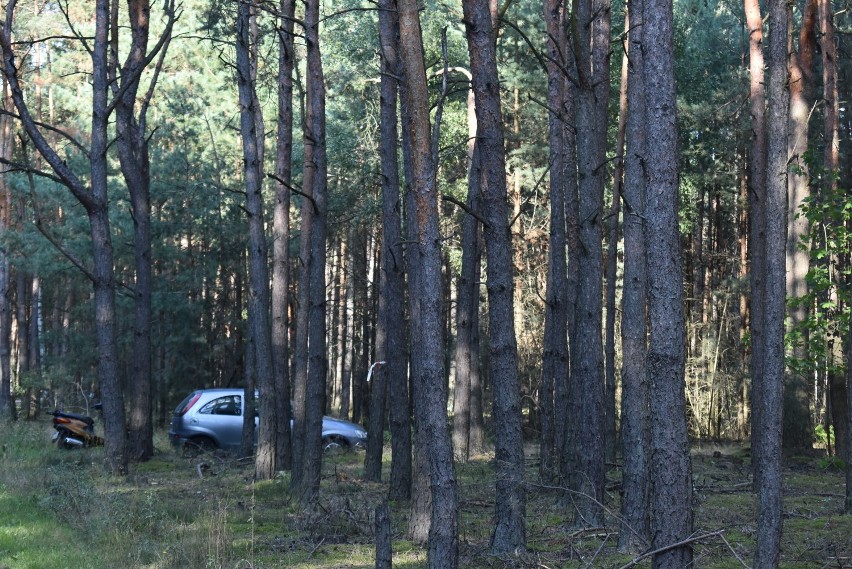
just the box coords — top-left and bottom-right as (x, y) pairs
(398, 0), (459, 562)
(784, 0), (817, 450)
(744, 0), (767, 486)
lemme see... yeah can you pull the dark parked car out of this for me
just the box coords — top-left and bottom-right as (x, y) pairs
(168, 388), (367, 453)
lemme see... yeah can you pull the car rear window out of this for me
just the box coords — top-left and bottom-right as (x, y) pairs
(174, 391), (201, 415)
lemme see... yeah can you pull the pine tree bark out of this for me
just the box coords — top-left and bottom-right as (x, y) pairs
(300, 0), (329, 506)
(783, 0), (817, 451)
(452, 71), (479, 463)
(642, 0), (693, 563)
(0, 78), (12, 422)
(566, 0), (610, 527)
(539, 0), (569, 482)
(271, 0), (295, 472)
(236, 0), (277, 480)
(744, 0), (767, 486)
(114, 0), (176, 463)
(618, 0), (650, 553)
(754, 0), (788, 563)
(397, 0), (459, 562)
(365, 0), (406, 480)
(291, 111), (315, 493)
(464, 0), (525, 552)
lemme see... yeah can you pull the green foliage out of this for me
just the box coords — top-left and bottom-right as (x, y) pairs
(787, 161), (851, 380)
(814, 423), (834, 447)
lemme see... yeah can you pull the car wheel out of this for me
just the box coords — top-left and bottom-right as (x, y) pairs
(184, 436), (217, 457)
(322, 436), (348, 454)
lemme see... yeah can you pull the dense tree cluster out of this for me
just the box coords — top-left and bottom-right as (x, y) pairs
(0, 0), (850, 565)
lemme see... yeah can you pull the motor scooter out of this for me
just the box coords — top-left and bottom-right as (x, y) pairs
(48, 407), (104, 449)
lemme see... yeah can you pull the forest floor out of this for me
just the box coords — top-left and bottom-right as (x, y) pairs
(0, 419), (850, 568)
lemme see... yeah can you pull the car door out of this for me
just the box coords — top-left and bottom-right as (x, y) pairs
(197, 394), (243, 450)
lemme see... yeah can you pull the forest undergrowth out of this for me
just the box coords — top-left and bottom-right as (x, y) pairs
(0, 420), (850, 568)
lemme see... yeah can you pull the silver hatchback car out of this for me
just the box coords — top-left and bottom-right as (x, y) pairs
(168, 388), (367, 453)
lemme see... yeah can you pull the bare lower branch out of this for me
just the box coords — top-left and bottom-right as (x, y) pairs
(617, 530), (728, 569)
(267, 172), (317, 214)
(441, 193), (490, 229)
(0, 109), (89, 156)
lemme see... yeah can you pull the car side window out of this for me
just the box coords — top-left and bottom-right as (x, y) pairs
(199, 395), (242, 416)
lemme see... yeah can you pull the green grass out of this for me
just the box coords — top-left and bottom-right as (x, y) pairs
(2, 421), (852, 568)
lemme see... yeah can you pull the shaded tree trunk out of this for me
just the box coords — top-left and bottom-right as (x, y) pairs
(539, 0), (568, 482)
(452, 70), (478, 463)
(365, 0), (406, 480)
(300, 0), (329, 506)
(113, 0), (175, 464)
(236, 0), (276, 480)
(290, 117), (314, 493)
(271, 0), (296, 472)
(618, 0), (650, 553)
(0, 78), (10, 421)
(605, 22), (628, 464)
(463, 0), (525, 552)
(566, 0), (610, 527)
(642, 0), (693, 563)
(754, 0), (788, 563)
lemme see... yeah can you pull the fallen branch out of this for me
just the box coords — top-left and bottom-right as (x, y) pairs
(617, 530), (729, 569)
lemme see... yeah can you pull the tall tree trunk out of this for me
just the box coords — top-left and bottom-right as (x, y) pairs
(114, 0), (174, 463)
(463, 0), (525, 552)
(0, 77), (11, 421)
(397, 0), (459, 563)
(643, 0), (693, 563)
(618, 1), (650, 553)
(290, 117), (314, 493)
(566, 0), (610, 527)
(539, 0), (568, 482)
(605, 21), (628, 464)
(236, 0), (277, 480)
(783, 0), (817, 451)
(271, 0), (295, 472)
(745, 0), (767, 486)
(406, 175), (429, 536)
(365, 1), (406, 479)
(754, 0), (788, 563)
(847, 329), (852, 513)
(556, 36), (579, 483)
(299, 0), (330, 507)
(452, 73), (478, 462)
